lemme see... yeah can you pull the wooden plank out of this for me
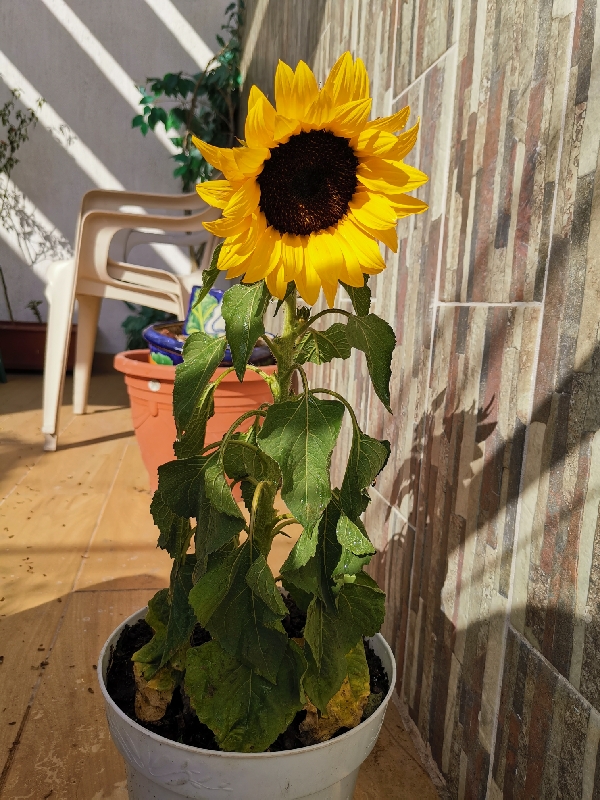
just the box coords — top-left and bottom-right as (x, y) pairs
(0, 588), (150, 799)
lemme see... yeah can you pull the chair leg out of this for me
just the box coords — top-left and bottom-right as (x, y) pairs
(73, 294), (102, 415)
(41, 259), (77, 450)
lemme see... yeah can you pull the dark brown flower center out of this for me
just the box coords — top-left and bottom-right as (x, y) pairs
(256, 129), (359, 236)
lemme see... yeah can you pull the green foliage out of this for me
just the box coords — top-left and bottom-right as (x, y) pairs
(132, 3), (243, 191)
(121, 303), (176, 350)
(135, 265), (396, 750)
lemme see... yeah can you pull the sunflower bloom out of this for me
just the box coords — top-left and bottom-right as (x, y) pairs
(194, 52), (428, 307)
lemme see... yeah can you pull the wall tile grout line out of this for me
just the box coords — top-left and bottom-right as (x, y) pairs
(435, 300), (542, 308)
(484, 6), (578, 795)
(394, 41), (458, 105)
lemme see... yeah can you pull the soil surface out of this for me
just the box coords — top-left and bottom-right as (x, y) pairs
(106, 593), (389, 752)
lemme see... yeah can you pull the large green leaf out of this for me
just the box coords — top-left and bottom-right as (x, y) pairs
(221, 282), (270, 381)
(341, 277), (371, 316)
(194, 479), (245, 581)
(257, 394), (345, 529)
(203, 452), (244, 519)
(156, 456), (207, 518)
(173, 332), (226, 432)
(295, 323), (351, 365)
(280, 520), (320, 573)
(161, 555), (196, 667)
(346, 314), (396, 412)
(185, 640), (306, 752)
(151, 491), (193, 560)
(188, 542), (288, 682)
(246, 554), (288, 616)
(340, 428), (390, 521)
(303, 598), (348, 710)
(222, 436), (281, 485)
(248, 480), (278, 557)
(173, 383), (215, 458)
(336, 572), (386, 653)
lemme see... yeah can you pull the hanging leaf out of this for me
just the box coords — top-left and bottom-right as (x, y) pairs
(346, 314), (396, 412)
(161, 555), (197, 667)
(155, 456), (207, 518)
(341, 277), (371, 316)
(340, 428), (390, 522)
(257, 394), (345, 529)
(336, 572), (386, 653)
(336, 515), (375, 556)
(303, 598), (348, 711)
(132, 589), (170, 675)
(174, 383), (215, 458)
(185, 640), (306, 752)
(221, 282), (271, 381)
(173, 333), (226, 432)
(295, 324), (351, 365)
(203, 451), (244, 519)
(151, 491), (193, 560)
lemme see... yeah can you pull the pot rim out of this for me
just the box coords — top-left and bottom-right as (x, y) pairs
(98, 605), (396, 761)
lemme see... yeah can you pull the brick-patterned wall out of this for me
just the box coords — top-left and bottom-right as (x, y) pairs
(241, 1), (600, 796)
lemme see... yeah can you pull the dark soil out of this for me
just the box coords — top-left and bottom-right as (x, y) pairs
(106, 594), (389, 752)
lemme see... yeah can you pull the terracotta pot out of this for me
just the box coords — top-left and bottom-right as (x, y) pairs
(114, 349), (277, 493)
(0, 321), (76, 371)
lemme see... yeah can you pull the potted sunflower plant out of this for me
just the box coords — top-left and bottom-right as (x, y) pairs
(98, 52), (427, 800)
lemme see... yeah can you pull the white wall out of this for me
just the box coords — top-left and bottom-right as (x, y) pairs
(0, 0), (230, 352)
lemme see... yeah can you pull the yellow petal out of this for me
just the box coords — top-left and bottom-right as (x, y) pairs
(352, 58), (370, 101)
(334, 230), (364, 287)
(295, 252), (321, 306)
(338, 219), (386, 274)
(195, 179), (236, 209)
(245, 91), (277, 149)
(386, 119), (420, 160)
(192, 137), (244, 181)
(292, 60), (319, 118)
(203, 215), (252, 237)
(303, 90), (334, 128)
(281, 234), (305, 282)
(311, 231), (345, 285)
(232, 147), (270, 177)
(365, 105), (410, 133)
(349, 191), (397, 230)
(349, 210), (398, 252)
(243, 228), (281, 282)
(357, 157), (428, 194)
(274, 60), (296, 118)
(265, 263), (288, 300)
(273, 115), (302, 143)
(224, 252), (254, 279)
(323, 52), (354, 106)
(388, 194), (429, 217)
(223, 179), (260, 220)
(322, 279), (339, 308)
(328, 97), (372, 137)
(352, 129), (400, 158)
(248, 84), (268, 112)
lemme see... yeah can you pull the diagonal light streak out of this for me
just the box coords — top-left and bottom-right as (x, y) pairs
(142, 0), (214, 69)
(38, 0), (177, 155)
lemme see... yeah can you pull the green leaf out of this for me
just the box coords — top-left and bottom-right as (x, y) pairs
(346, 314), (396, 412)
(341, 278), (371, 316)
(161, 555), (196, 666)
(203, 452), (244, 519)
(333, 548), (372, 579)
(173, 332), (226, 432)
(280, 520), (320, 573)
(221, 282), (270, 381)
(303, 598), (348, 710)
(132, 589), (170, 669)
(340, 428), (390, 521)
(222, 436), (281, 485)
(246, 554), (288, 616)
(185, 640), (306, 752)
(194, 472), (245, 580)
(192, 243), (222, 307)
(188, 542), (288, 682)
(295, 323), (351, 365)
(336, 515), (375, 556)
(248, 480), (278, 556)
(151, 491), (193, 560)
(336, 572), (386, 653)
(156, 456), (207, 518)
(173, 383), (215, 458)
(257, 394), (345, 529)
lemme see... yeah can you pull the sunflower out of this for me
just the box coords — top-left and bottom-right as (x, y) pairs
(193, 52), (428, 307)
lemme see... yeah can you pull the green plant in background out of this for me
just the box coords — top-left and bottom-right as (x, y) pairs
(121, 303), (176, 350)
(132, 2), (243, 192)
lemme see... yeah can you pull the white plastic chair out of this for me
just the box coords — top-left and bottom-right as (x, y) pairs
(39, 190), (220, 451)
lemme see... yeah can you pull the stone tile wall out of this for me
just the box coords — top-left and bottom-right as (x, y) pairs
(241, 0), (599, 795)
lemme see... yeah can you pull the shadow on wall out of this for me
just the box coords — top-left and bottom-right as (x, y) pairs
(368, 339), (600, 797)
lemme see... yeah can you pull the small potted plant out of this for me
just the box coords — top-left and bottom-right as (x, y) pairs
(99, 52), (427, 799)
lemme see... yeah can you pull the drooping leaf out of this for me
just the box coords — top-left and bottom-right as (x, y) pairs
(132, 589), (170, 670)
(151, 491), (193, 559)
(336, 572), (386, 653)
(341, 277), (371, 316)
(174, 383), (215, 458)
(191, 242), (222, 307)
(245, 554), (288, 616)
(340, 428), (390, 521)
(333, 549), (372, 579)
(161, 555), (196, 667)
(203, 452), (244, 519)
(194, 478), (245, 582)
(248, 480), (278, 557)
(188, 542), (288, 682)
(222, 436), (281, 485)
(221, 282), (270, 381)
(346, 314), (396, 412)
(185, 640), (306, 752)
(257, 394), (345, 529)
(303, 598), (348, 711)
(280, 520), (320, 573)
(156, 456), (207, 518)
(295, 323), (351, 365)
(173, 332), (226, 432)
(336, 515), (375, 556)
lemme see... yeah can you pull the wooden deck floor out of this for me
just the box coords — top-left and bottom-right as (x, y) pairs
(0, 372), (439, 799)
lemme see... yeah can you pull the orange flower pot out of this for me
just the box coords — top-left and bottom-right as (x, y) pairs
(114, 349), (276, 493)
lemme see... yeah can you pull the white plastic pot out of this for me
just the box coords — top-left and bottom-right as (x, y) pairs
(98, 608), (396, 800)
